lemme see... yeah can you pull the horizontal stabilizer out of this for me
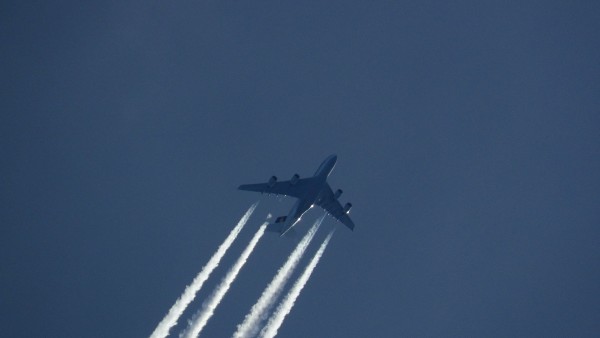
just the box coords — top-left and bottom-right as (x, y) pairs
(266, 223), (284, 233)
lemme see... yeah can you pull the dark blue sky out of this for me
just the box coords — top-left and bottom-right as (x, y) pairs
(2, 1), (599, 337)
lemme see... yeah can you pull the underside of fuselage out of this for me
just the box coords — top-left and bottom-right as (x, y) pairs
(282, 199), (312, 235)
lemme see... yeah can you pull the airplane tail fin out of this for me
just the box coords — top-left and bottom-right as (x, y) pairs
(274, 216), (287, 223)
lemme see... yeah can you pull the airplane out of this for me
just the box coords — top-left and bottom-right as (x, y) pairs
(238, 154), (355, 236)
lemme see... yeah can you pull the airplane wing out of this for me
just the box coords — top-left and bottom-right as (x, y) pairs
(316, 183), (355, 231)
(238, 177), (317, 199)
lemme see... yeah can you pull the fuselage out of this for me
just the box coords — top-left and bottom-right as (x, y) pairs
(280, 154), (337, 235)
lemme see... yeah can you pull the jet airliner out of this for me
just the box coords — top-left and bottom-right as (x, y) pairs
(238, 154), (355, 236)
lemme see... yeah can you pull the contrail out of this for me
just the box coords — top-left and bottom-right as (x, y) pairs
(149, 202), (258, 338)
(259, 230), (335, 338)
(233, 215), (325, 338)
(180, 222), (268, 338)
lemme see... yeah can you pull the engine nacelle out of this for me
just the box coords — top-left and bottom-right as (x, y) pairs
(290, 173), (300, 185)
(334, 189), (343, 199)
(268, 176), (277, 187)
(343, 202), (352, 214)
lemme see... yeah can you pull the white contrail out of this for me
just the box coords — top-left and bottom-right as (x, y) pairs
(259, 230), (335, 338)
(149, 202), (258, 338)
(233, 215), (325, 338)
(180, 222), (268, 338)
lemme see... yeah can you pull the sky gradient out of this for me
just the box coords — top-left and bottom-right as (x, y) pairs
(2, 1), (599, 337)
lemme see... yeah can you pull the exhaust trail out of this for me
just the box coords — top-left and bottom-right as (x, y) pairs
(259, 230), (335, 338)
(180, 222), (268, 338)
(149, 202), (258, 338)
(233, 215), (325, 338)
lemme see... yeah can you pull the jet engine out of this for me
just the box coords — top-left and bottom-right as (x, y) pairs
(290, 173), (300, 185)
(343, 202), (352, 214)
(334, 189), (343, 199)
(268, 176), (277, 187)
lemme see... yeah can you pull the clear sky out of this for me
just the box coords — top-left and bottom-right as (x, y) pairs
(2, 1), (599, 337)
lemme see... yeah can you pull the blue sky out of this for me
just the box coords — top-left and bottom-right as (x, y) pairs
(2, 1), (599, 337)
